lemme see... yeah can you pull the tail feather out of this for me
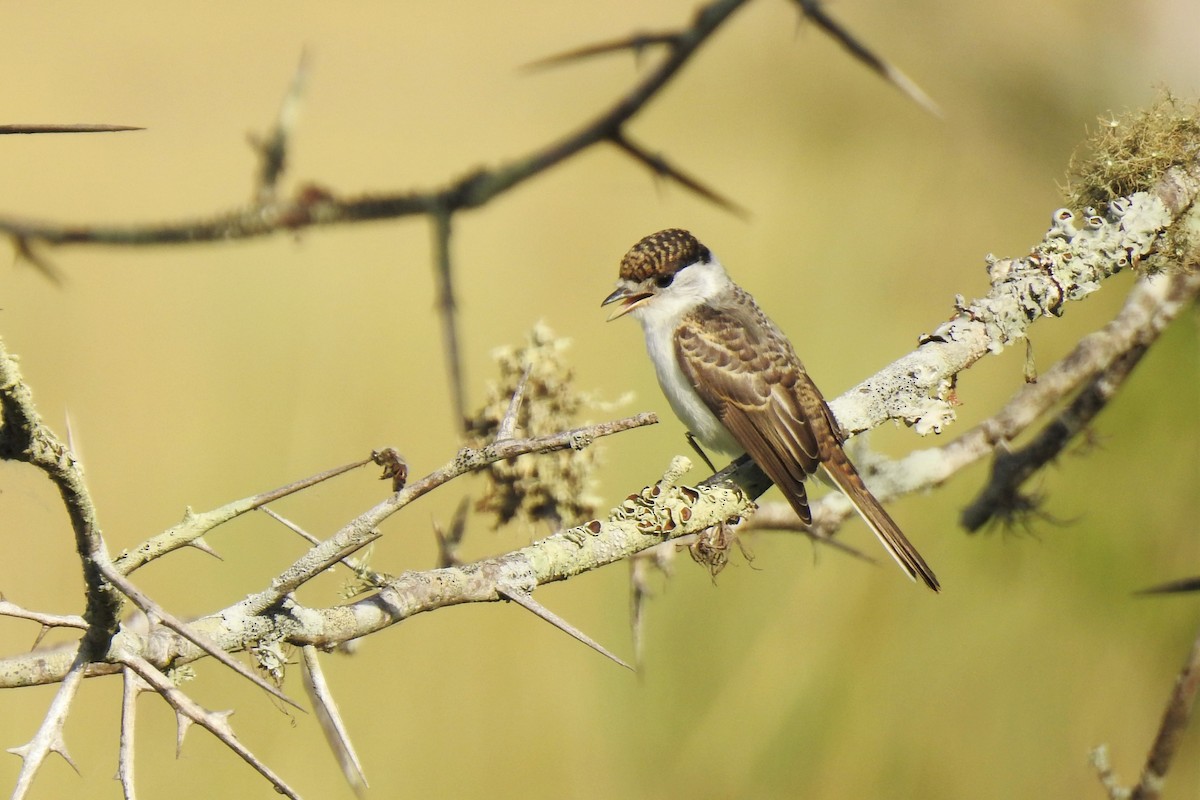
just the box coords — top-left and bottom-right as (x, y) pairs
(819, 455), (939, 592)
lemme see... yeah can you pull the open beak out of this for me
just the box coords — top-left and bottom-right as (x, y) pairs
(601, 285), (652, 321)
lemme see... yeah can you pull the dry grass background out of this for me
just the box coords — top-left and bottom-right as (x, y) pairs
(0, 1), (1198, 798)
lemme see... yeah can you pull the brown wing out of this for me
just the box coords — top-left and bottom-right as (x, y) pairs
(673, 289), (825, 525)
(674, 288), (940, 591)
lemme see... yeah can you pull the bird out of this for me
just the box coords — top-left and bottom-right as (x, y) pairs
(602, 228), (939, 591)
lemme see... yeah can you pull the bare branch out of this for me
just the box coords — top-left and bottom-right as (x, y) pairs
(8, 649), (87, 800)
(1128, 623), (1200, 800)
(112, 456), (372, 575)
(118, 653), (302, 800)
(239, 412), (659, 617)
(433, 498), (470, 568)
(0, 600), (87, 631)
(96, 563), (302, 710)
(0, 0), (746, 250)
(961, 341), (1150, 531)
(1091, 621), (1200, 800)
(0, 335), (121, 662)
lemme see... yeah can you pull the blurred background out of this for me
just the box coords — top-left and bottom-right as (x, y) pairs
(1, 1), (1198, 798)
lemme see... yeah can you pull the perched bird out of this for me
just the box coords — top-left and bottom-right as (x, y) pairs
(603, 228), (939, 591)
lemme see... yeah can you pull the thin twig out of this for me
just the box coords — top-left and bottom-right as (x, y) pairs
(0, 600), (87, 631)
(7, 648), (87, 800)
(961, 341), (1150, 531)
(119, 654), (302, 800)
(118, 667), (144, 800)
(97, 564), (302, 710)
(430, 208), (467, 431)
(112, 456), (372, 574)
(238, 412), (659, 616)
(1129, 622), (1200, 800)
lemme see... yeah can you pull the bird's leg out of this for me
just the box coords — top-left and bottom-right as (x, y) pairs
(686, 431), (718, 473)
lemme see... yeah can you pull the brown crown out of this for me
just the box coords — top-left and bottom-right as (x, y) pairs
(618, 228), (711, 281)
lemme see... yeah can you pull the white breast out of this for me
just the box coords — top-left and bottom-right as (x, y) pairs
(629, 259), (744, 456)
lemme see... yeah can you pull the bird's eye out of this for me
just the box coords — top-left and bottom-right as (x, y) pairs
(654, 274), (675, 289)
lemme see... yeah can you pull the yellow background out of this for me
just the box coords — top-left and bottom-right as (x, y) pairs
(1, 1), (1199, 798)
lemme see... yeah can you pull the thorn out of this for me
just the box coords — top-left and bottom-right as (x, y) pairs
(609, 131), (748, 217)
(187, 536), (223, 560)
(523, 31), (678, 70)
(301, 646), (370, 793)
(174, 711), (194, 757)
(1135, 576), (1200, 595)
(52, 738), (79, 775)
(31, 625), (51, 650)
(12, 235), (65, 284)
(434, 497), (470, 568)
(495, 364), (531, 442)
(209, 709), (236, 738)
(794, 0), (941, 117)
(499, 587), (634, 671)
(0, 123), (144, 134)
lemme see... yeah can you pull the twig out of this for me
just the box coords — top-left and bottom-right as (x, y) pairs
(1091, 621), (1200, 800)
(112, 456), (372, 575)
(96, 563), (301, 709)
(238, 412), (658, 617)
(430, 208), (467, 431)
(433, 497), (471, 568)
(0, 600), (87, 631)
(0, 336), (122, 664)
(118, 667), (144, 800)
(7, 648), (87, 800)
(1130, 622), (1200, 799)
(961, 341), (1149, 531)
(260, 506), (387, 587)
(118, 653), (302, 800)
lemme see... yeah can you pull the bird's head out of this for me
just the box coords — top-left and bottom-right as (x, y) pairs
(601, 228), (727, 323)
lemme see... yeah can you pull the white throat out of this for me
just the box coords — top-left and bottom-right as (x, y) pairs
(628, 258), (730, 330)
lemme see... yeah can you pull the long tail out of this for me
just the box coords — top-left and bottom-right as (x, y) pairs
(820, 449), (939, 592)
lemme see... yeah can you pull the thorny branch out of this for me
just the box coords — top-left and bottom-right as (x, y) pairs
(1091, 621), (1200, 800)
(1, 8), (1198, 800)
(0, 0), (931, 430)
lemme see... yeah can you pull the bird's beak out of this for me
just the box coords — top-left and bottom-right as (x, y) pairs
(601, 284), (652, 321)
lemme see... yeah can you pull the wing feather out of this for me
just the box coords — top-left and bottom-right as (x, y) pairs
(674, 292), (821, 524)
